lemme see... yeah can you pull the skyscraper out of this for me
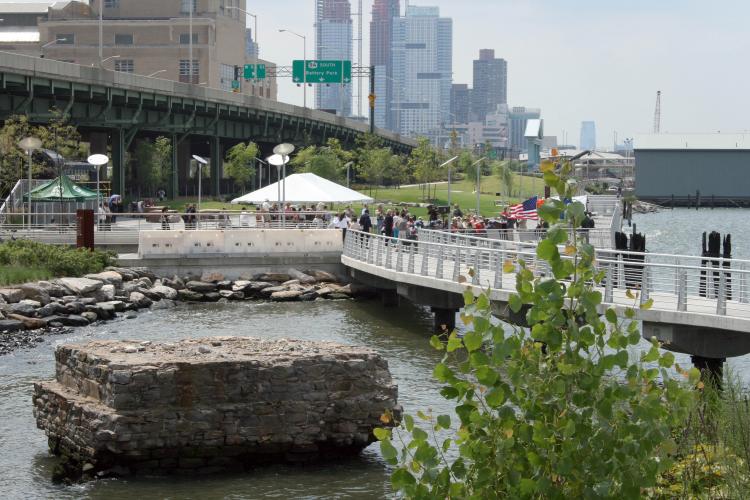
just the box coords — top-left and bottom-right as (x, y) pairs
(314, 0), (353, 116)
(451, 84), (471, 125)
(371, 0), (399, 129)
(392, 5), (452, 139)
(471, 49), (508, 123)
(580, 121), (597, 150)
(509, 106), (541, 154)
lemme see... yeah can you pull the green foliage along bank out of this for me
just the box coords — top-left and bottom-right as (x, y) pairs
(0, 240), (116, 284)
(375, 161), (699, 498)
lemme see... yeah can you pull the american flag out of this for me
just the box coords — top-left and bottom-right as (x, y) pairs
(508, 197), (539, 220)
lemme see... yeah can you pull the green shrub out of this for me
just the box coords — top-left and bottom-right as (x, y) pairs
(0, 240), (116, 278)
(376, 162), (698, 498)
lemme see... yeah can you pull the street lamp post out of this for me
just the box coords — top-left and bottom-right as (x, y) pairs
(87, 154), (109, 225)
(192, 155), (208, 227)
(439, 155), (459, 208)
(40, 38), (66, 58)
(345, 161), (354, 188)
(18, 137), (42, 229)
(471, 157), (487, 215)
(279, 29), (307, 108)
(145, 70), (167, 78)
(98, 0), (103, 67)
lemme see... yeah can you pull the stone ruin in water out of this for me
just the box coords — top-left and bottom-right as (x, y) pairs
(33, 337), (400, 481)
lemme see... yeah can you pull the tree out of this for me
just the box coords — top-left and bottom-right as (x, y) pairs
(494, 159), (514, 197)
(224, 141), (259, 192)
(408, 137), (439, 201)
(376, 161), (697, 498)
(291, 145), (342, 182)
(0, 112), (84, 194)
(459, 150), (479, 184)
(359, 147), (397, 196)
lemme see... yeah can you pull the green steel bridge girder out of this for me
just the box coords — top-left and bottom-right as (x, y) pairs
(0, 72), (413, 196)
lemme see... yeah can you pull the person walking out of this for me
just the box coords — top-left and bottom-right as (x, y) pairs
(334, 212), (350, 242)
(384, 210), (394, 238)
(358, 209), (373, 234)
(160, 207), (170, 230)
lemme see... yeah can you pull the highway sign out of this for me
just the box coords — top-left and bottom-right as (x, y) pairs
(243, 64), (267, 80)
(292, 60), (352, 84)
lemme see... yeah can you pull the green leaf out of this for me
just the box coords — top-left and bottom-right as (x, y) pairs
(429, 335), (444, 351)
(640, 298), (654, 310)
(391, 468), (416, 489)
(437, 414), (451, 429)
(659, 351), (675, 368)
(605, 309), (617, 324)
(434, 363), (453, 382)
(537, 239), (559, 261)
(412, 427), (428, 441)
(476, 365), (498, 386)
(373, 427), (390, 441)
(485, 387), (506, 407)
(463, 331), (483, 352)
(520, 478), (537, 496)
(380, 439), (398, 460)
(509, 294), (522, 313)
(447, 332), (463, 353)
(547, 224), (567, 245)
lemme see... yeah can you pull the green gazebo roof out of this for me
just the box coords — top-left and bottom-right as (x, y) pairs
(24, 175), (98, 202)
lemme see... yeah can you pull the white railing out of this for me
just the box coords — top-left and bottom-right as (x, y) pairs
(343, 229), (750, 319)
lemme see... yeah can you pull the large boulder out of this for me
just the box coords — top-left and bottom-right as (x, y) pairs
(219, 290), (244, 300)
(95, 285), (116, 303)
(97, 301), (127, 313)
(104, 267), (138, 281)
(128, 267), (157, 281)
(200, 271), (225, 283)
(10, 301), (39, 317)
(303, 269), (341, 283)
(19, 283), (51, 305)
(177, 289), (203, 302)
(37, 302), (66, 318)
(58, 315), (90, 327)
(0, 288), (24, 304)
(162, 276), (185, 290)
(0, 319), (24, 332)
(64, 301), (86, 315)
(270, 290), (303, 302)
(84, 271), (123, 287)
(129, 292), (152, 309)
(287, 268), (317, 285)
(56, 278), (103, 296)
(150, 286), (178, 300)
(186, 281), (217, 294)
(245, 272), (290, 283)
(8, 314), (48, 330)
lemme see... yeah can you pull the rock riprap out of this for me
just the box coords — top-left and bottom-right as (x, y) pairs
(33, 337), (400, 481)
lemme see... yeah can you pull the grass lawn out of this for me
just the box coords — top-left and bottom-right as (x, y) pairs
(162, 173), (545, 219)
(0, 266), (52, 286)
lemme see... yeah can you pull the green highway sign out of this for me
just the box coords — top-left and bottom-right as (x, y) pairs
(293, 60), (352, 84)
(243, 63), (267, 80)
(231, 80), (240, 89)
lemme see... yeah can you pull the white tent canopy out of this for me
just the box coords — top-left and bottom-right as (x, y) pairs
(231, 172), (374, 205)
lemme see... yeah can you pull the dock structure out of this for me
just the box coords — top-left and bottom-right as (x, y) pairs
(342, 227), (750, 378)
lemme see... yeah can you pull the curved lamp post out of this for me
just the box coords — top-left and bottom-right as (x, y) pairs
(87, 154), (109, 219)
(18, 137), (42, 228)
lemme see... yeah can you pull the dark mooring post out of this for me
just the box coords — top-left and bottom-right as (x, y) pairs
(724, 234), (732, 300)
(691, 355), (726, 389)
(431, 307), (457, 335)
(700, 232), (708, 297)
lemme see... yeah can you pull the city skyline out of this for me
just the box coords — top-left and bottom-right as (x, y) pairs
(248, 0), (750, 147)
(9, 0), (750, 147)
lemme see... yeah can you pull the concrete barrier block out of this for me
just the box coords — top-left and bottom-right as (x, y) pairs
(138, 231), (184, 258)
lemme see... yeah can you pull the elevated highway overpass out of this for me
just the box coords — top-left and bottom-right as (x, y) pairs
(0, 52), (416, 198)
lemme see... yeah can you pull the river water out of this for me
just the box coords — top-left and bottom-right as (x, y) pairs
(1, 208), (750, 499)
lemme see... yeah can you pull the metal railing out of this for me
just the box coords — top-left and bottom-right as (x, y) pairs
(343, 229), (750, 319)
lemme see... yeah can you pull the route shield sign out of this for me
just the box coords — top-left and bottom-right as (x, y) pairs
(244, 64), (267, 80)
(293, 60), (352, 84)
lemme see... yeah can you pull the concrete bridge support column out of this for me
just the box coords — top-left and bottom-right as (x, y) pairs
(169, 134), (179, 199)
(381, 289), (399, 307)
(432, 307), (457, 335)
(691, 355), (726, 389)
(210, 136), (221, 197)
(111, 128), (126, 197)
(89, 132), (108, 155)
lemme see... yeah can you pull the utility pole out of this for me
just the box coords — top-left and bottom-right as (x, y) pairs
(98, 0), (103, 68)
(653, 90), (662, 134)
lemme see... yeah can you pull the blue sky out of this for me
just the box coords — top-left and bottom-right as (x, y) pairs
(10, 0), (750, 146)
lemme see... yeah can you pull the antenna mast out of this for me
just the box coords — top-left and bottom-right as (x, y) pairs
(653, 90), (662, 134)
